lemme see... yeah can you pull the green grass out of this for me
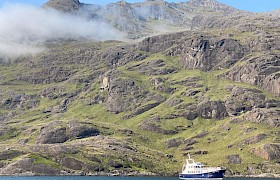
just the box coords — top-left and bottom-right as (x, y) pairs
(0, 40), (279, 175)
(28, 153), (61, 169)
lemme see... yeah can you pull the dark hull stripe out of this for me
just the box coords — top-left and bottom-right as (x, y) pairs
(179, 169), (226, 179)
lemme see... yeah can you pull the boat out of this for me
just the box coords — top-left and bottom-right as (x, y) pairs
(179, 154), (226, 179)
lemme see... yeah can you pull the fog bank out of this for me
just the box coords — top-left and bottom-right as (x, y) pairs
(0, 4), (124, 58)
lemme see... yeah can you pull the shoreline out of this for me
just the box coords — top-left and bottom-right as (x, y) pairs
(0, 173), (279, 179)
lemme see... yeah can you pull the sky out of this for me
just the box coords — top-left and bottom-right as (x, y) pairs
(0, 0), (280, 12)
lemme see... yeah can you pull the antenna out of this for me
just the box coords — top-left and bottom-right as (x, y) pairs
(188, 153), (191, 160)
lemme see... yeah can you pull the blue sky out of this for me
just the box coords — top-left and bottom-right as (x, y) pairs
(0, 0), (280, 12)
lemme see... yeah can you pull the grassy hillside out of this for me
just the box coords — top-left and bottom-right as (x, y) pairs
(0, 27), (279, 176)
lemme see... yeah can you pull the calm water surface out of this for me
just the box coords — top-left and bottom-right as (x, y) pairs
(0, 177), (277, 180)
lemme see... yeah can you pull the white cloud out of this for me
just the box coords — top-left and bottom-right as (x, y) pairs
(0, 3), (124, 58)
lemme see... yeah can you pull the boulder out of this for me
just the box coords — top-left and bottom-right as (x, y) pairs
(58, 157), (84, 170)
(197, 100), (228, 119)
(184, 138), (197, 146)
(227, 154), (242, 164)
(68, 121), (100, 139)
(166, 138), (183, 148)
(150, 77), (164, 86)
(193, 131), (208, 138)
(124, 101), (162, 119)
(243, 134), (266, 145)
(108, 160), (124, 169)
(165, 98), (183, 107)
(37, 122), (68, 144)
(251, 144), (280, 161)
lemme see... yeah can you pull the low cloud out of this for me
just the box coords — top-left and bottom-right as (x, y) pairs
(0, 3), (124, 59)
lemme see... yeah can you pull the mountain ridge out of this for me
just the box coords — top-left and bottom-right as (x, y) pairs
(43, 0), (241, 39)
(0, 0), (279, 177)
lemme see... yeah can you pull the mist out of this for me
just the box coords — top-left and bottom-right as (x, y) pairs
(0, 3), (124, 59)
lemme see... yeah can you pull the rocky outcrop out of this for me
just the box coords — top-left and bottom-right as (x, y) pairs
(166, 138), (183, 148)
(126, 59), (177, 75)
(0, 158), (59, 175)
(165, 98), (183, 107)
(0, 150), (24, 161)
(105, 75), (143, 114)
(37, 121), (100, 144)
(1, 94), (39, 110)
(138, 116), (177, 135)
(221, 54), (280, 96)
(42, 0), (240, 38)
(243, 134), (266, 145)
(58, 157), (84, 170)
(186, 0), (239, 14)
(181, 38), (245, 71)
(105, 71), (166, 115)
(37, 126), (68, 144)
(124, 101), (162, 119)
(43, 0), (81, 13)
(0, 2), (280, 176)
(227, 154), (242, 164)
(243, 108), (280, 127)
(68, 121), (100, 139)
(225, 86), (266, 116)
(197, 100), (228, 119)
(251, 144), (280, 161)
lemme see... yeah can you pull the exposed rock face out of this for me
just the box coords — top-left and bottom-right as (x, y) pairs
(1, 0), (280, 176)
(0, 150), (24, 161)
(227, 154), (242, 164)
(225, 86), (266, 116)
(182, 138), (197, 150)
(42, 0), (241, 38)
(181, 38), (245, 71)
(166, 137), (183, 148)
(243, 108), (280, 127)
(37, 126), (68, 144)
(124, 100), (163, 119)
(105, 71), (166, 115)
(165, 98), (183, 107)
(243, 134), (266, 145)
(0, 94), (39, 110)
(58, 157), (84, 170)
(105, 76), (142, 114)
(0, 158), (59, 175)
(68, 121), (100, 139)
(251, 144), (280, 161)
(222, 54), (280, 96)
(197, 100), (228, 119)
(126, 59), (177, 75)
(37, 121), (100, 144)
(43, 0), (81, 13)
(138, 116), (177, 135)
(186, 0), (238, 14)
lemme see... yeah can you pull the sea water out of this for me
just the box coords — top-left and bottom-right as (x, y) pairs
(0, 177), (277, 180)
